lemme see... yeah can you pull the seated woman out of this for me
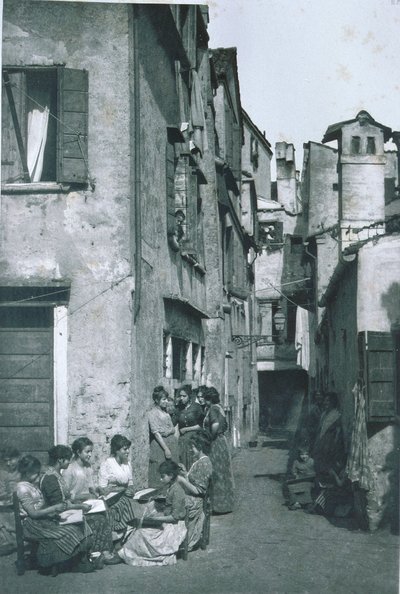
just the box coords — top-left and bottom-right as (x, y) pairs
(62, 437), (98, 503)
(98, 434), (136, 533)
(0, 447), (20, 555)
(40, 445), (116, 567)
(16, 455), (92, 573)
(175, 385), (204, 471)
(177, 431), (212, 551)
(118, 460), (187, 567)
(203, 387), (234, 514)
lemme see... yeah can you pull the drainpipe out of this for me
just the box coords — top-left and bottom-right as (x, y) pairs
(131, 5), (142, 321)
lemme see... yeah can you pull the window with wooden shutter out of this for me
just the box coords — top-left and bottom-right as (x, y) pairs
(2, 66), (88, 186)
(358, 331), (397, 422)
(166, 139), (177, 242)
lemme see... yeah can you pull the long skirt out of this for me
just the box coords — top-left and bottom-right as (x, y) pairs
(186, 496), (204, 550)
(178, 433), (195, 470)
(86, 513), (113, 552)
(118, 521), (187, 567)
(22, 517), (91, 567)
(148, 435), (179, 488)
(209, 434), (234, 513)
(108, 495), (136, 532)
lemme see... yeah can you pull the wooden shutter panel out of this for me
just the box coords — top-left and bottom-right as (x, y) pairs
(57, 68), (88, 183)
(181, 167), (198, 255)
(166, 141), (176, 236)
(358, 331), (396, 422)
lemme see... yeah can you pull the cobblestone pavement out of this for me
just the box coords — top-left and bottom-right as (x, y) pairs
(1, 442), (398, 594)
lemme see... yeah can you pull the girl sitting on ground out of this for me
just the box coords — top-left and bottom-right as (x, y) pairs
(118, 460), (187, 567)
(16, 455), (93, 573)
(286, 447), (315, 510)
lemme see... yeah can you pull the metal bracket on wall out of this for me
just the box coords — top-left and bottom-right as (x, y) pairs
(231, 335), (276, 348)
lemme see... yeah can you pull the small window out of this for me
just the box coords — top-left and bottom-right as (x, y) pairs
(250, 136), (259, 169)
(290, 236), (303, 254)
(171, 337), (188, 381)
(2, 67), (88, 185)
(258, 221), (283, 250)
(366, 137), (376, 155)
(351, 136), (361, 154)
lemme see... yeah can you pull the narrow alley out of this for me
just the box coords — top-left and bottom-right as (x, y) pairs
(1, 440), (397, 594)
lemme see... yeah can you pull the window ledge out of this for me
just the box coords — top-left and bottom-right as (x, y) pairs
(1, 182), (71, 194)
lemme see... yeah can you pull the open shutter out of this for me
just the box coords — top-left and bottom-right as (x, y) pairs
(57, 68), (88, 183)
(166, 140), (176, 237)
(358, 331), (396, 422)
(181, 166), (198, 256)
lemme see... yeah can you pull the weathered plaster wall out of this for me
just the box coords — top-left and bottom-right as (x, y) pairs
(357, 235), (400, 332)
(306, 142), (338, 236)
(2, 1), (133, 470)
(241, 121), (272, 206)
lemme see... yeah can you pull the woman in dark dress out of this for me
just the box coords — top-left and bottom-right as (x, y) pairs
(16, 455), (92, 572)
(203, 387), (234, 514)
(175, 385), (204, 470)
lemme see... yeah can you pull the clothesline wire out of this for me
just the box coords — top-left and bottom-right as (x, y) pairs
(0, 274), (131, 385)
(266, 281), (312, 309)
(0, 276), (132, 307)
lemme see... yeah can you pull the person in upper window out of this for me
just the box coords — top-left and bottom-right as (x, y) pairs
(174, 209), (186, 243)
(148, 386), (179, 488)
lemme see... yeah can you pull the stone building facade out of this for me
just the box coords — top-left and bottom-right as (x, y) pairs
(0, 2), (260, 483)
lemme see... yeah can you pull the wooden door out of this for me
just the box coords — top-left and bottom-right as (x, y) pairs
(0, 307), (53, 462)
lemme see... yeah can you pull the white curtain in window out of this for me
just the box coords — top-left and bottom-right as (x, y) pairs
(27, 104), (49, 182)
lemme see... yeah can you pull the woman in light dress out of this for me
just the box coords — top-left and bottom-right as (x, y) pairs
(148, 386), (179, 487)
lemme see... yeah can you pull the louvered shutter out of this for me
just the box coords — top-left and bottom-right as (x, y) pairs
(358, 331), (396, 422)
(57, 68), (88, 183)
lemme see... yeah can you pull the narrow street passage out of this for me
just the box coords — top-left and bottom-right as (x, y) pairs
(1, 442), (398, 594)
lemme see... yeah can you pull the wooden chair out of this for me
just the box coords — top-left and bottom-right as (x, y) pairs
(13, 492), (38, 576)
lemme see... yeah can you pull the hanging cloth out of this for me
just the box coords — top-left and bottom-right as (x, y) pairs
(345, 381), (372, 491)
(27, 88), (50, 183)
(295, 306), (310, 371)
(190, 70), (208, 154)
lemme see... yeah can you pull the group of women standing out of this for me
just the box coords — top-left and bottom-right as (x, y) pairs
(148, 384), (234, 514)
(0, 383), (234, 573)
